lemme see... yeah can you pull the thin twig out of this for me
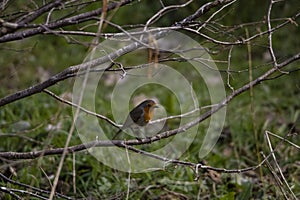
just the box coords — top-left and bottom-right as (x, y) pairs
(72, 152), (76, 197)
(261, 152), (288, 199)
(266, 131), (300, 149)
(0, 172), (71, 199)
(267, 0), (277, 67)
(144, 0), (193, 30)
(125, 145), (131, 200)
(226, 45), (234, 91)
(264, 131), (297, 199)
(183, 12), (300, 45)
(43, 89), (120, 128)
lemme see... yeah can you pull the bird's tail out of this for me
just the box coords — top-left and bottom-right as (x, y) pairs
(112, 128), (122, 140)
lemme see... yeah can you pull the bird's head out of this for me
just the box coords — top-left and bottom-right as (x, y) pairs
(140, 99), (158, 122)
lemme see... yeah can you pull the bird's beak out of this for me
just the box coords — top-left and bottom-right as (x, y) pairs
(154, 104), (159, 108)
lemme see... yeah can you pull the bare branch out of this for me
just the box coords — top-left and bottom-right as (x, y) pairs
(43, 89), (120, 128)
(184, 12), (300, 45)
(0, 172), (71, 199)
(0, 0), (134, 43)
(266, 131), (300, 149)
(264, 131), (297, 199)
(267, 0), (277, 66)
(0, 52), (299, 161)
(0, 0), (237, 107)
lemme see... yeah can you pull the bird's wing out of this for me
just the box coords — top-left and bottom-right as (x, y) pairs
(129, 106), (144, 123)
(131, 106), (148, 126)
(121, 106), (144, 128)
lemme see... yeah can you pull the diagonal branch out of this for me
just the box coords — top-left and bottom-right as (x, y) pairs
(0, 51), (299, 160)
(16, 0), (63, 25)
(0, 0), (235, 107)
(0, 0), (134, 43)
(0, 172), (71, 199)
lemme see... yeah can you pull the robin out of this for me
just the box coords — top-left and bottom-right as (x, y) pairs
(112, 99), (158, 140)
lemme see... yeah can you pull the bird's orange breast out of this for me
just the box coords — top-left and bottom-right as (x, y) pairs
(143, 107), (154, 123)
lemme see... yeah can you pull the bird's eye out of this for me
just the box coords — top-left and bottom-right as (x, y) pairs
(147, 104), (152, 107)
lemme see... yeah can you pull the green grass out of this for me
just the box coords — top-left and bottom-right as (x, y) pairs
(1, 66), (299, 199)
